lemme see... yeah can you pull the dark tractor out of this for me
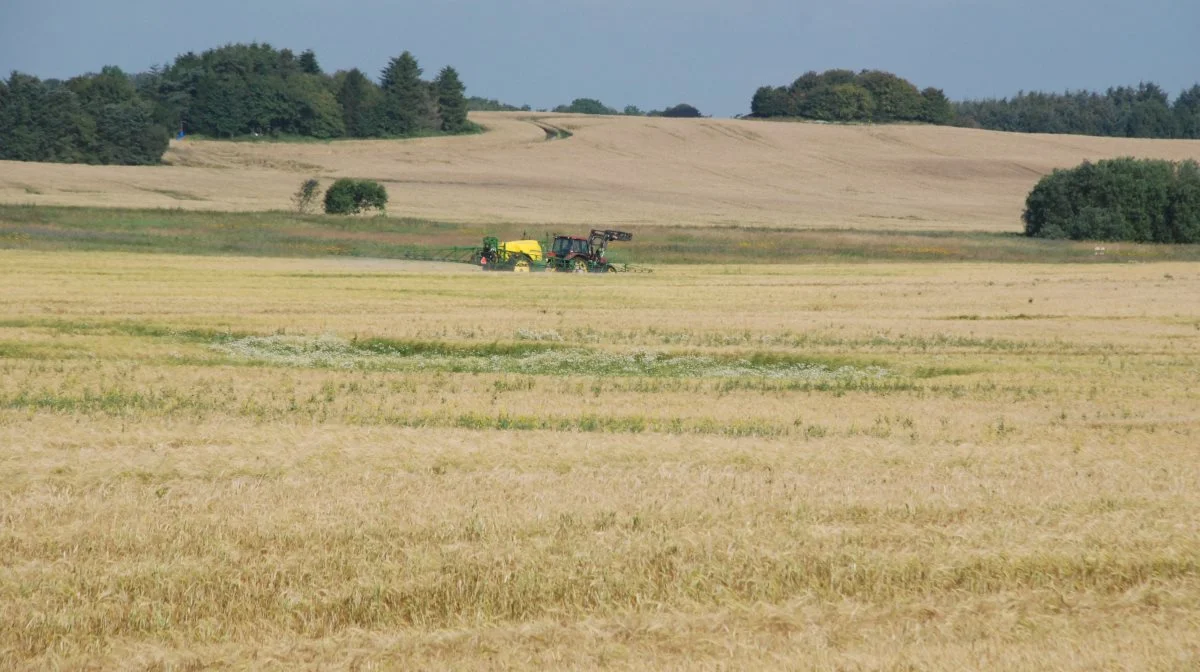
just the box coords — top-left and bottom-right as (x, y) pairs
(544, 229), (633, 273)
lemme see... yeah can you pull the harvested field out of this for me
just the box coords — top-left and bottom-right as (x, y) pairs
(2, 113), (1198, 230)
(2, 249), (1199, 669)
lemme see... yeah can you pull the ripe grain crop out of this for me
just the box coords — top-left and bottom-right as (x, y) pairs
(2, 249), (1199, 669)
(3, 112), (1200, 230)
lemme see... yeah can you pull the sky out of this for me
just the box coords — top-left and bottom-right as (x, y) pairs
(1, 0), (1197, 118)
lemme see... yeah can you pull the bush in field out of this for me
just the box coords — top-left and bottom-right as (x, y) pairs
(292, 178), (321, 213)
(1023, 158), (1200, 242)
(323, 179), (388, 215)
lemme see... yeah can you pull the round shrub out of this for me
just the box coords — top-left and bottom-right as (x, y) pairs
(323, 178), (388, 215)
(1023, 158), (1200, 242)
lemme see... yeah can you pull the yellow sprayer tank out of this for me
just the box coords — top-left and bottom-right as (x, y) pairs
(499, 239), (543, 262)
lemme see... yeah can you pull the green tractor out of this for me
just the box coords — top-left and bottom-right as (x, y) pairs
(543, 229), (634, 273)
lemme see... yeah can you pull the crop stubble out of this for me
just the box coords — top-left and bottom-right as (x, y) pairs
(1, 250), (1198, 669)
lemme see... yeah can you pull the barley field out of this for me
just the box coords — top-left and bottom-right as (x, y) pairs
(3, 249), (1199, 670)
(2, 112), (1199, 231)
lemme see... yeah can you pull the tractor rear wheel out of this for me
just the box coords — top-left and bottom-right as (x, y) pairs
(544, 260), (557, 273)
(571, 258), (589, 273)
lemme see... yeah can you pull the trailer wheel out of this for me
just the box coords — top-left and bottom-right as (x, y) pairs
(513, 256), (531, 273)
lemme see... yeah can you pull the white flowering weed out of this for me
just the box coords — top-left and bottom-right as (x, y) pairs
(213, 334), (889, 381)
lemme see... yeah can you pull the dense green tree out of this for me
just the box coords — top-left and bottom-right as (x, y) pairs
(287, 74), (344, 138)
(336, 68), (381, 137)
(0, 73), (51, 161)
(324, 178), (388, 214)
(1166, 160), (1200, 242)
(67, 66), (137, 112)
(1024, 158), (1199, 243)
(920, 87), (954, 124)
(751, 86), (790, 118)
(809, 84), (873, 121)
(1176, 85), (1200, 139)
(434, 66), (469, 132)
(658, 103), (703, 118)
(93, 101), (169, 164)
(298, 50), (321, 75)
(379, 51), (429, 135)
(855, 70), (922, 121)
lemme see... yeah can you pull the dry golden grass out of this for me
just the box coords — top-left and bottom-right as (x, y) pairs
(2, 249), (1200, 670)
(2, 113), (1199, 230)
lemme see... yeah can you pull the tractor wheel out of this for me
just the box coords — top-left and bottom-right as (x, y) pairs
(512, 256), (531, 273)
(605, 265), (617, 273)
(544, 260), (557, 273)
(571, 258), (589, 273)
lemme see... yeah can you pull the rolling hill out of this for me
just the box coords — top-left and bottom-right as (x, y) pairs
(1, 112), (1198, 231)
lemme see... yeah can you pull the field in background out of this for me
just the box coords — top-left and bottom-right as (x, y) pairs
(2, 112), (1199, 231)
(3, 249), (1199, 669)
(7, 204), (1200, 265)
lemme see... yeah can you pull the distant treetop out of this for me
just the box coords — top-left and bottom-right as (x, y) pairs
(749, 68), (1200, 139)
(553, 98), (619, 115)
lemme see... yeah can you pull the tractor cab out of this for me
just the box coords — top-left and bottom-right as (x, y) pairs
(549, 236), (591, 260)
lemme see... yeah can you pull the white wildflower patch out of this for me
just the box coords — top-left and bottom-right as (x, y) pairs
(514, 329), (564, 342)
(213, 334), (378, 369)
(214, 335), (890, 381)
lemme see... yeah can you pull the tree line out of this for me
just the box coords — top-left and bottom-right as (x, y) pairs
(953, 84), (1200, 138)
(749, 70), (1200, 139)
(554, 98), (704, 117)
(144, 44), (471, 140)
(0, 67), (169, 165)
(0, 43), (473, 165)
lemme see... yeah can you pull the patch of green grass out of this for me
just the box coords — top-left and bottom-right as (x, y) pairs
(6, 204), (1200, 264)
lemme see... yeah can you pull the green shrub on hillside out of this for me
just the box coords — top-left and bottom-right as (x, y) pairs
(324, 179), (388, 215)
(1023, 158), (1200, 242)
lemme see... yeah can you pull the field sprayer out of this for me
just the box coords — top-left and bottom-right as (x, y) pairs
(402, 229), (649, 273)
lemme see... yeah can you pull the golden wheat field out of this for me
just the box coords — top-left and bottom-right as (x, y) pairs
(1, 112), (1198, 230)
(2, 249), (1199, 670)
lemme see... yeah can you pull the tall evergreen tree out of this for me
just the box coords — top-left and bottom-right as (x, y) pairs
(336, 68), (380, 138)
(298, 49), (322, 75)
(379, 51), (427, 135)
(434, 66), (468, 132)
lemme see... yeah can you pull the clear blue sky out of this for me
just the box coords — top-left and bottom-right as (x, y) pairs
(1, 0), (1197, 117)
